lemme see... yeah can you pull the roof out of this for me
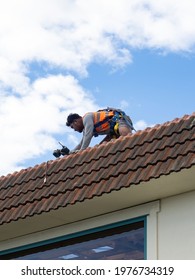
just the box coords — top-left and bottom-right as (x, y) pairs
(0, 113), (195, 226)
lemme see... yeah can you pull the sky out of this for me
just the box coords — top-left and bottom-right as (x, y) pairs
(0, 0), (195, 176)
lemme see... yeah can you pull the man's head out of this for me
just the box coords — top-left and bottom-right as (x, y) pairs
(66, 113), (84, 132)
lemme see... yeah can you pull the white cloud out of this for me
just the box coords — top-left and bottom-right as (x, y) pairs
(67, 134), (80, 147)
(0, 74), (97, 175)
(134, 120), (154, 131)
(120, 100), (129, 110)
(1, 0), (195, 175)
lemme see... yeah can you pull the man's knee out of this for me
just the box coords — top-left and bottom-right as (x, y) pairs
(119, 126), (132, 136)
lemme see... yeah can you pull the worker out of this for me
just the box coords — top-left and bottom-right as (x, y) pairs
(66, 107), (134, 153)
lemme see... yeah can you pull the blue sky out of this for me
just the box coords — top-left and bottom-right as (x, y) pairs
(81, 50), (195, 124)
(0, 0), (195, 176)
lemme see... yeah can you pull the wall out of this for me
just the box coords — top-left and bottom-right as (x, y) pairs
(158, 190), (195, 260)
(1, 190), (195, 260)
(0, 201), (159, 259)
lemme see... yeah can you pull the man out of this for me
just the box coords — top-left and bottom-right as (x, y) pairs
(66, 107), (134, 153)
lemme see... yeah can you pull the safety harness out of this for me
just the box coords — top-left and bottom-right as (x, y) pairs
(93, 107), (135, 137)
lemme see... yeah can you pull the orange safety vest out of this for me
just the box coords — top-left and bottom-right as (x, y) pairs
(93, 110), (114, 134)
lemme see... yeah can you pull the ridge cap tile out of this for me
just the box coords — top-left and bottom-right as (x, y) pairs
(0, 112), (194, 189)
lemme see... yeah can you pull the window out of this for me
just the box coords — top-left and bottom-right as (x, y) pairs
(2, 217), (146, 260)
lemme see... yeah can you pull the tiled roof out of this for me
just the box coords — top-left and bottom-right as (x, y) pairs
(0, 113), (195, 226)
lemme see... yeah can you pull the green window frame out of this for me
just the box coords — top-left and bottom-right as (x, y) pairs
(0, 216), (146, 260)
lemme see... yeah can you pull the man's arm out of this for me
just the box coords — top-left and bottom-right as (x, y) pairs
(70, 113), (94, 153)
(80, 113), (94, 149)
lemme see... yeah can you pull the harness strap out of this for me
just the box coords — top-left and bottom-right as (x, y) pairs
(93, 107), (135, 137)
(109, 111), (123, 136)
(94, 116), (112, 130)
(93, 110), (114, 136)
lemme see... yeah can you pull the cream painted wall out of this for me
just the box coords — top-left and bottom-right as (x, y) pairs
(1, 189), (195, 260)
(158, 190), (195, 260)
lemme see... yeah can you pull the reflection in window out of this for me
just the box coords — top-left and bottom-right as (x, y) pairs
(4, 218), (145, 260)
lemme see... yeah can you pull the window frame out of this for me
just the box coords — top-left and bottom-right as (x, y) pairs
(0, 200), (160, 260)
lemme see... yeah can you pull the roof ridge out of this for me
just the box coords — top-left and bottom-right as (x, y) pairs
(0, 123), (193, 193)
(0, 112), (194, 184)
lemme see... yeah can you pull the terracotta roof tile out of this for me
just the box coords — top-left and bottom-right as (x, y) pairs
(0, 113), (195, 225)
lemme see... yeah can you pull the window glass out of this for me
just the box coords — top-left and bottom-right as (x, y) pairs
(4, 219), (145, 260)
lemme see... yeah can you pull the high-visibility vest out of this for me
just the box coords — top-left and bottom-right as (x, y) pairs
(93, 110), (114, 134)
